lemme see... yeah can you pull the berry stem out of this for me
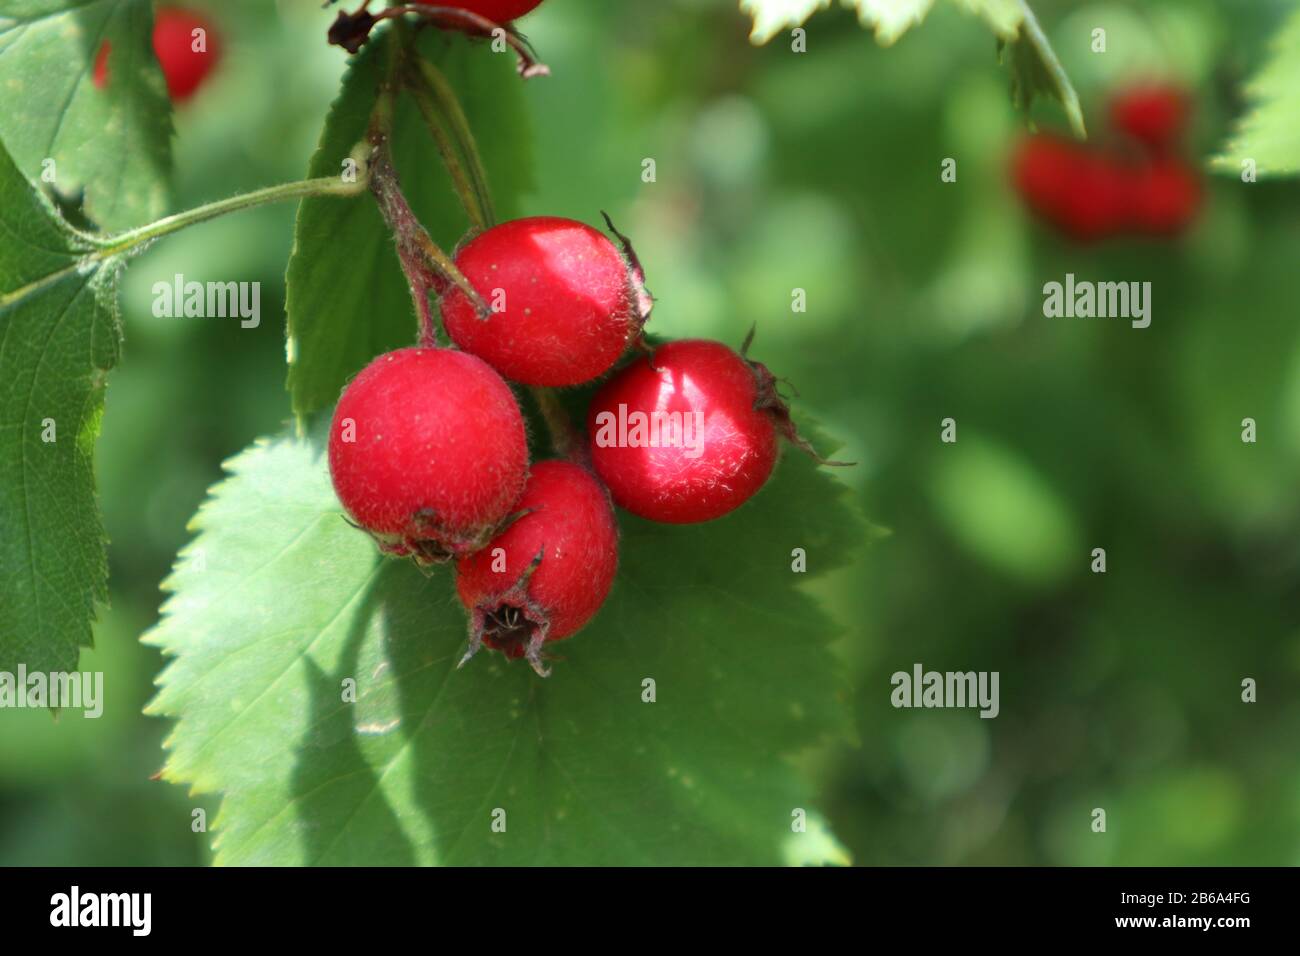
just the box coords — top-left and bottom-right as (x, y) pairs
(365, 81), (491, 344)
(531, 387), (585, 461)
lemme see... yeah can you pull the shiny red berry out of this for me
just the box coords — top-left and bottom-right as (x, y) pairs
(586, 339), (786, 524)
(152, 7), (221, 101)
(328, 348), (529, 562)
(440, 217), (639, 387)
(1110, 85), (1187, 153)
(414, 1), (544, 23)
(455, 460), (618, 675)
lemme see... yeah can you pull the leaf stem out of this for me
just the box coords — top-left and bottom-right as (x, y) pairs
(93, 164), (371, 257)
(407, 56), (497, 226)
(403, 65), (488, 231)
(2, 165), (370, 311)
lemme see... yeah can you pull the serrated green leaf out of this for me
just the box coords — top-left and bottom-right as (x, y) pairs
(0, 0), (173, 231)
(144, 423), (862, 865)
(741, 0), (833, 44)
(849, 0), (936, 47)
(951, 0), (1019, 38)
(0, 136), (120, 673)
(285, 29), (534, 422)
(1211, 6), (1300, 177)
(740, 0), (1083, 135)
(742, 0), (1015, 46)
(997, 2), (1086, 139)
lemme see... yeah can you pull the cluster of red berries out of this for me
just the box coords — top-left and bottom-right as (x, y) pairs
(1012, 85), (1201, 241)
(328, 216), (817, 675)
(93, 7), (221, 101)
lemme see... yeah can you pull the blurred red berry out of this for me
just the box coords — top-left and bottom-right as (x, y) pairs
(92, 41), (111, 89)
(1012, 136), (1128, 242)
(1111, 85), (1188, 153)
(153, 7), (221, 101)
(1129, 158), (1202, 236)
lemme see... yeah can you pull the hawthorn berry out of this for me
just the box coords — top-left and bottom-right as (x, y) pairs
(414, 1), (544, 23)
(1110, 85), (1187, 153)
(152, 7), (221, 101)
(328, 347), (529, 562)
(1130, 158), (1201, 236)
(1011, 135), (1129, 242)
(455, 460), (618, 675)
(440, 217), (640, 387)
(587, 338), (806, 524)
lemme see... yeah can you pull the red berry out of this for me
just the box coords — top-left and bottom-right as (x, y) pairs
(152, 7), (221, 101)
(1110, 85), (1187, 153)
(1129, 158), (1201, 236)
(328, 348), (529, 562)
(1011, 135), (1128, 242)
(440, 217), (638, 387)
(413, 1), (543, 23)
(586, 339), (782, 524)
(455, 460), (618, 675)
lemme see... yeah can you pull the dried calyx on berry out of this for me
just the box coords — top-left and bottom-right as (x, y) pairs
(455, 461), (619, 676)
(328, 347), (530, 563)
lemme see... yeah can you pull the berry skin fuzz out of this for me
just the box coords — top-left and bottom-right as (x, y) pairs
(440, 217), (638, 387)
(587, 339), (783, 524)
(328, 348), (529, 563)
(455, 461), (619, 675)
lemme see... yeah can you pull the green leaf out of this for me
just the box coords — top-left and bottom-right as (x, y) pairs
(285, 29), (534, 422)
(0, 0), (173, 231)
(741, 0), (833, 45)
(849, 0), (937, 46)
(0, 137), (120, 673)
(996, 2), (1086, 139)
(144, 424), (862, 865)
(740, 0), (1084, 136)
(1211, 6), (1300, 177)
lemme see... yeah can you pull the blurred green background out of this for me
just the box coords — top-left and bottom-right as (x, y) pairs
(3, 0), (1299, 865)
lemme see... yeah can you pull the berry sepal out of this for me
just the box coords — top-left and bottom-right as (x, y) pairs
(458, 549), (553, 676)
(601, 211), (655, 331)
(740, 329), (854, 468)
